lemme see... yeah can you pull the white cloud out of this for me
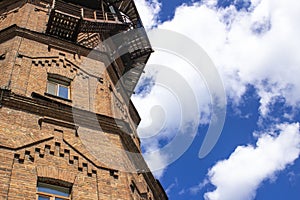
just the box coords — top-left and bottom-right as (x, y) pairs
(132, 33), (216, 174)
(204, 123), (300, 200)
(178, 189), (185, 195)
(202, 0), (218, 8)
(189, 179), (209, 195)
(165, 178), (179, 196)
(134, 0), (161, 29)
(143, 148), (169, 179)
(133, 0), (300, 179)
(156, 0), (300, 115)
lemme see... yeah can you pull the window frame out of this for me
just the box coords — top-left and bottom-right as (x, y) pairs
(36, 191), (70, 200)
(46, 74), (72, 101)
(36, 179), (72, 200)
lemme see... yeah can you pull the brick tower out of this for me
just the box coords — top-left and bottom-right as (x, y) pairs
(0, 0), (167, 199)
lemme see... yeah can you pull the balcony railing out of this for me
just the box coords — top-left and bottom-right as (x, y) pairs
(45, 0), (153, 97)
(54, 0), (131, 25)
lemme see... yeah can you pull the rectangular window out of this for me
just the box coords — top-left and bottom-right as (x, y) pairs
(37, 182), (71, 200)
(46, 74), (71, 100)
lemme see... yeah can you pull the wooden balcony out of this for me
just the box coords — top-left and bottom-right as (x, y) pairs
(45, 0), (153, 97)
(46, 0), (132, 41)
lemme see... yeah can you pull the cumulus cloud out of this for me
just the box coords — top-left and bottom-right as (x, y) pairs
(133, 0), (300, 179)
(204, 123), (300, 200)
(157, 0), (300, 115)
(134, 0), (161, 29)
(133, 57), (208, 177)
(143, 148), (169, 179)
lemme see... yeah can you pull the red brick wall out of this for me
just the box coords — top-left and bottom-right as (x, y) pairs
(0, 1), (167, 199)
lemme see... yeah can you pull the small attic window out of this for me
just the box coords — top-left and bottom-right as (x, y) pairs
(46, 74), (71, 100)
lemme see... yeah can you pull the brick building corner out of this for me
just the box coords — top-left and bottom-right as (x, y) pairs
(0, 0), (168, 199)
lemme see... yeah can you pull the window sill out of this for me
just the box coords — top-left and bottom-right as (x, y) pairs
(44, 93), (72, 102)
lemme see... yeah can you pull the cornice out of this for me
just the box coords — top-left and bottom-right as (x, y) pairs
(0, 89), (130, 134)
(0, 88), (167, 199)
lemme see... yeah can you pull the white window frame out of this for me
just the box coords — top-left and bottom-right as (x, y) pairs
(46, 74), (71, 100)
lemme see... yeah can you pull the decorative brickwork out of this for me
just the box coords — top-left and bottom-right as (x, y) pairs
(14, 139), (98, 177)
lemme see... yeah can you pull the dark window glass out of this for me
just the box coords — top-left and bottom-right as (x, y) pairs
(37, 182), (70, 197)
(38, 196), (50, 200)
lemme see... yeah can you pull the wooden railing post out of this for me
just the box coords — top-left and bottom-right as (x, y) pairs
(52, 0), (56, 9)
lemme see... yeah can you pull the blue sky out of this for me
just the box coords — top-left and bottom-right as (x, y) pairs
(132, 0), (300, 199)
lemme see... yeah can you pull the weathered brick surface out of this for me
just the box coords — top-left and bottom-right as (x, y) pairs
(0, 0), (167, 199)
(1, 36), (131, 121)
(0, 150), (14, 199)
(0, 2), (49, 33)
